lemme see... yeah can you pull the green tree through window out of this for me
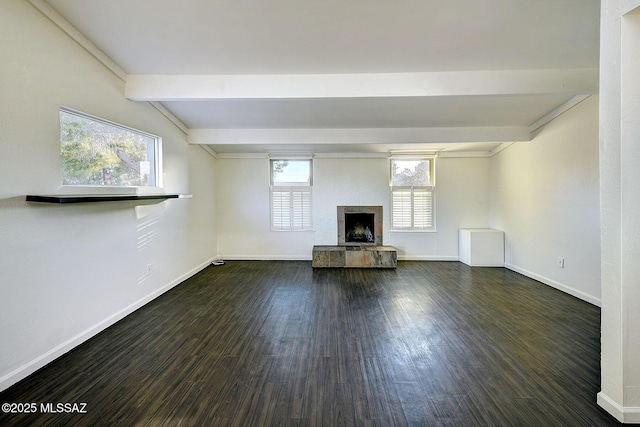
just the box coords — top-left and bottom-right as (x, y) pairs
(60, 108), (158, 187)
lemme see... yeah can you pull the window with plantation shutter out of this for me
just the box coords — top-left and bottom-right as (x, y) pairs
(390, 159), (435, 231)
(271, 189), (291, 229)
(270, 159), (313, 231)
(291, 189), (312, 229)
(412, 188), (433, 228)
(392, 188), (412, 229)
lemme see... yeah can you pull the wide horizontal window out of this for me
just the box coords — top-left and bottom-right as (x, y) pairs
(60, 107), (161, 187)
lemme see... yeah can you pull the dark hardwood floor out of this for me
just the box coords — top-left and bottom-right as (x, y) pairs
(0, 261), (621, 426)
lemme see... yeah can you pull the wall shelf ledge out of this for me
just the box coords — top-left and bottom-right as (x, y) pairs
(26, 194), (192, 204)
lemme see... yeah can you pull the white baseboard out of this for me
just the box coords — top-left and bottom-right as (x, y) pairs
(505, 263), (601, 306)
(0, 257), (217, 393)
(222, 255), (312, 261)
(398, 255), (459, 261)
(598, 392), (640, 424)
(221, 254), (460, 262)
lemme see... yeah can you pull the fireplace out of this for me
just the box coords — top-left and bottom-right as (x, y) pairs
(337, 206), (383, 246)
(313, 205), (395, 268)
(345, 213), (375, 243)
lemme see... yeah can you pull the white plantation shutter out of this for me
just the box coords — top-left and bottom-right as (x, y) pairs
(413, 188), (433, 229)
(391, 186), (434, 230)
(291, 189), (312, 229)
(392, 188), (413, 229)
(271, 189), (291, 230)
(271, 187), (312, 230)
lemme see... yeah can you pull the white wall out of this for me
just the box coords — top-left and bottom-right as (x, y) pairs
(215, 157), (315, 259)
(489, 96), (601, 305)
(597, 1), (640, 422)
(313, 157), (390, 246)
(0, 1), (217, 391)
(216, 155), (490, 260)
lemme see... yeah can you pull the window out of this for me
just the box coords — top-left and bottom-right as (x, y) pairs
(390, 158), (435, 230)
(270, 159), (312, 230)
(60, 107), (161, 187)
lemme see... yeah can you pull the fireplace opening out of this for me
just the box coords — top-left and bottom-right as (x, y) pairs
(338, 206), (382, 246)
(345, 213), (375, 244)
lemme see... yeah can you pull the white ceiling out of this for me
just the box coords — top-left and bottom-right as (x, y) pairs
(39, 0), (601, 155)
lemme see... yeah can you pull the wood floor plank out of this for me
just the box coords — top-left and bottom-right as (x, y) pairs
(0, 261), (621, 426)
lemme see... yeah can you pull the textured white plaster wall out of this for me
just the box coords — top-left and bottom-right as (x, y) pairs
(490, 96), (601, 305)
(0, 1), (217, 391)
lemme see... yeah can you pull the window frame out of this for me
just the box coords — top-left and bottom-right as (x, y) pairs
(389, 157), (436, 231)
(59, 106), (162, 188)
(269, 158), (313, 231)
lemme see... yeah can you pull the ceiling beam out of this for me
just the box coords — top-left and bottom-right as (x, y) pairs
(126, 69), (598, 101)
(188, 126), (531, 145)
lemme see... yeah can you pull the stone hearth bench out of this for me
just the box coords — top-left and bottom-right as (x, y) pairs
(312, 245), (397, 268)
